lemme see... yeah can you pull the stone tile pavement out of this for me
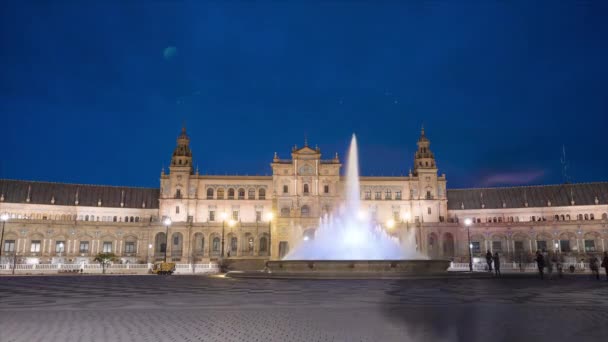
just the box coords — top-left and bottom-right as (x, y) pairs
(1, 274), (607, 342)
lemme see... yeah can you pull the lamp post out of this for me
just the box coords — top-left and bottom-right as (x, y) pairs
(265, 212), (274, 258)
(220, 212), (228, 257)
(163, 217), (172, 262)
(465, 218), (473, 272)
(0, 214), (8, 262)
(386, 219), (396, 231)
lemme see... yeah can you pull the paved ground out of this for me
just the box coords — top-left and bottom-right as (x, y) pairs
(1, 274), (607, 342)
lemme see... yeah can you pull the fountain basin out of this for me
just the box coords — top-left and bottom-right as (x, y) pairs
(224, 259), (451, 279)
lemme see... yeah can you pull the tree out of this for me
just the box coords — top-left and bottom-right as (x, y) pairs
(94, 253), (119, 274)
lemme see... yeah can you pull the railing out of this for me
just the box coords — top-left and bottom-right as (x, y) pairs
(449, 261), (592, 273)
(0, 263), (220, 274)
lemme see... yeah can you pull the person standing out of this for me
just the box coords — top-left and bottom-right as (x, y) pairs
(493, 252), (501, 277)
(554, 254), (563, 279)
(545, 251), (553, 279)
(590, 255), (600, 280)
(601, 252), (608, 281)
(535, 251), (545, 279)
(485, 250), (493, 273)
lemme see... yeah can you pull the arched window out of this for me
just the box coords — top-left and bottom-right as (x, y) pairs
(207, 188), (214, 199)
(590, 213), (594, 220)
(584, 214), (589, 220)
(238, 188), (245, 200)
(560, 215), (565, 221)
(212, 237), (220, 252)
(124, 216), (129, 222)
(228, 188), (235, 199)
(301, 205), (310, 217)
(385, 190), (392, 200)
(554, 215), (559, 221)
(85, 215), (89, 221)
(175, 189), (182, 199)
(113, 216), (117, 222)
(217, 188), (225, 199)
(566, 214), (570, 220)
(303, 184), (309, 194)
(248, 188), (255, 200)
(230, 237), (238, 252)
(258, 188), (266, 200)
(603, 213), (608, 220)
(248, 237), (254, 252)
(259, 237), (268, 252)
(281, 207), (290, 217)
(283, 185), (288, 194)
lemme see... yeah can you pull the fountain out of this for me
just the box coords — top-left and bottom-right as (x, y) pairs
(284, 134), (421, 260)
(234, 135), (450, 278)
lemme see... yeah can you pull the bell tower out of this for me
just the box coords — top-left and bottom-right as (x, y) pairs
(413, 126), (436, 175)
(170, 126), (193, 174)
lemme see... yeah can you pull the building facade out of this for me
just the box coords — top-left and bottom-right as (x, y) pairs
(1, 128), (607, 265)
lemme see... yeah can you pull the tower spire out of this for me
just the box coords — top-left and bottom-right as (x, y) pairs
(413, 126), (435, 175)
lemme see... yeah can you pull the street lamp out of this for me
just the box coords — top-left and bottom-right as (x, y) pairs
(163, 217), (172, 262)
(220, 212), (228, 257)
(265, 212), (274, 258)
(0, 214), (9, 263)
(464, 218), (473, 272)
(386, 219), (396, 230)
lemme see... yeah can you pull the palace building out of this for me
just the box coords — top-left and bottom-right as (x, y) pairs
(1, 127), (607, 266)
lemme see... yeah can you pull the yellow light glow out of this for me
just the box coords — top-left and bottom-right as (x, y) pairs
(464, 218), (472, 226)
(228, 219), (236, 227)
(163, 217), (172, 226)
(386, 219), (395, 229)
(220, 212), (228, 221)
(357, 210), (368, 220)
(404, 212), (411, 221)
(265, 212), (274, 221)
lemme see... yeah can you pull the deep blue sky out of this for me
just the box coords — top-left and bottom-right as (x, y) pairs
(1, 2), (607, 189)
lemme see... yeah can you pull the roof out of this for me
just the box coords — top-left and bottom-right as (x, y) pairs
(447, 182), (608, 210)
(0, 179), (159, 209)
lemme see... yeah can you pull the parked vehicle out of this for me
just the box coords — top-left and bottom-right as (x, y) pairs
(151, 262), (176, 275)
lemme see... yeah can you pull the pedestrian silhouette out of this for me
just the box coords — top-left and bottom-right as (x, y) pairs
(590, 255), (600, 280)
(545, 251), (553, 280)
(493, 252), (501, 277)
(485, 250), (493, 272)
(601, 252), (608, 281)
(535, 251), (545, 279)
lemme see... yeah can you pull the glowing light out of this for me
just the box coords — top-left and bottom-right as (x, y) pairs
(0, 214), (8, 221)
(163, 217), (172, 226)
(148, 244), (153, 249)
(220, 212), (228, 221)
(265, 212), (274, 221)
(469, 243), (473, 249)
(386, 219), (396, 229)
(464, 218), (472, 226)
(303, 236), (309, 241)
(228, 219), (236, 227)
(357, 210), (368, 220)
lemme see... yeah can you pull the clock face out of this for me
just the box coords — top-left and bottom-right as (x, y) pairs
(299, 164), (314, 175)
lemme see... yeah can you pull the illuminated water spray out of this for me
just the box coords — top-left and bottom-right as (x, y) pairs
(285, 134), (424, 260)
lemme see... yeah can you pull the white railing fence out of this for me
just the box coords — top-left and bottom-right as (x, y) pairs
(0, 263), (220, 275)
(449, 261), (592, 273)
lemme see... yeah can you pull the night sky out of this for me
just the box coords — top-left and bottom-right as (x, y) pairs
(1, 2), (607, 189)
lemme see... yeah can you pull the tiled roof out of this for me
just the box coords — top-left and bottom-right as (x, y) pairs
(447, 182), (608, 210)
(0, 179), (159, 209)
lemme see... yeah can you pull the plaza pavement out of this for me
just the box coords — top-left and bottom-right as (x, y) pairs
(1, 274), (607, 342)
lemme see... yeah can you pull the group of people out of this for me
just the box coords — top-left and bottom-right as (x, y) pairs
(485, 251), (501, 276)
(535, 250), (608, 281)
